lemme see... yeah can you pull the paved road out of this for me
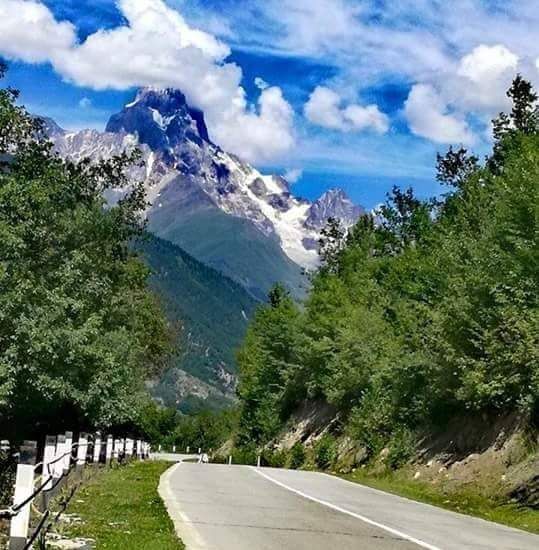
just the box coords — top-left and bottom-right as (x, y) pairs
(159, 463), (539, 550)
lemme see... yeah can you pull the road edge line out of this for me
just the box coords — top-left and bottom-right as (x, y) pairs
(158, 461), (209, 549)
(251, 467), (442, 550)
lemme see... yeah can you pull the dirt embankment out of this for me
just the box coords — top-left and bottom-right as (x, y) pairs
(270, 401), (539, 509)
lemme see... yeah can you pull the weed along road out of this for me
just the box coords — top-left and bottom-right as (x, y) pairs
(158, 462), (539, 550)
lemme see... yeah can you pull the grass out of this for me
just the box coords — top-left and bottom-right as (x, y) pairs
(340, 468), (539, 535)
(60, 460), (184, 549)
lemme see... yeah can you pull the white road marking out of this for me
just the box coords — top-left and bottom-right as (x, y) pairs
(159, 462), (209, 549)
(252, 467), (443, 550)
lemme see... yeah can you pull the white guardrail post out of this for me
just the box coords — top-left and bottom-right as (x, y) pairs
(63, 431), (73, 474)
(53, 434), (65, 483)
(105, 435), (113, 465)
(42, 435), (56, 491)
(93, 432), (102, 463)
(76, 432), (88, 474)
(113, 438), (121, 462)
(8, 441), (37, 550)
(126, 438), (134, 460)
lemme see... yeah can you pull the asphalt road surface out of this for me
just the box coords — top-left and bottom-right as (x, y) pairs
(158, 462), (539, 550)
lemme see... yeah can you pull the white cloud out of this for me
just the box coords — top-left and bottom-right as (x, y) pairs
(211, 85), (295, 164)
(404, 84), (474, 145)
(456, 44), (519, 111)
(254, 77), (269, 90)
(284, 168), (303, 183)
(0, 0), (75, 63)
(203, 1), (539, 146)
(79, 97), (92, 109)
(343, 104), (389, 134)
(304, 86), (388, 134)
(0, 0), (295, 165)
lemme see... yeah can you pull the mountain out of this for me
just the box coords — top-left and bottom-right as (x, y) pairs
(49, 87), (364, 298)
(45, 88), (365, 410)
(305, 188), (365, 230)
(137, 233), (259, 412)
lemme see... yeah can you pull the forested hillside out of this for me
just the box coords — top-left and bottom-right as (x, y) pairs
(137, 234), (259, 412)
(235, 76), (538, 460)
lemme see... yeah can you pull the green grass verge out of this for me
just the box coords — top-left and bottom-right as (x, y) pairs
(62, 460), (184, 549)
(340, 469), (539, 535)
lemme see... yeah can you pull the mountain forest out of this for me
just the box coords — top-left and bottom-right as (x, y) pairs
(233, 76), (538, 464)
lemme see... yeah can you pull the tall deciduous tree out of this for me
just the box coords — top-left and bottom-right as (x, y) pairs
(0, 67), (171, 438)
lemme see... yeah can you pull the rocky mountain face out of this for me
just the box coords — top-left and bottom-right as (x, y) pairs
(305, 188), (365, 230)
(50, 88), (364, 288)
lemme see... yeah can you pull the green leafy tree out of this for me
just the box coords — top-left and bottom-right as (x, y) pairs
(0, 67), (171, 438)
(234, 75), (539, 459)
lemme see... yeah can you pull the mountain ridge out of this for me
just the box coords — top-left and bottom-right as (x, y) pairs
(48, 87), (365, 284)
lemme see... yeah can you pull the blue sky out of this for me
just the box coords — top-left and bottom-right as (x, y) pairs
(1, 0), (539, 208)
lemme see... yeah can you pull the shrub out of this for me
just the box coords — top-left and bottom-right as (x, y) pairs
(314, 434), (337, 469)
(288, 443), (306, 469)
(387, 427), (416, 469)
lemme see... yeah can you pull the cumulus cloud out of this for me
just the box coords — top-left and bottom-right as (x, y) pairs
(0, 0), (75, 63)
(456, 44), (519, 111)
(304, 86), (388, 134)
(0, 0), (295, 164)
(404, 84), (474, 145)
(212, 85), (295, 164)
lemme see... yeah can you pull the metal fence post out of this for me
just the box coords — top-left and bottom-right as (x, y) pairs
(8, 441), (37, 550)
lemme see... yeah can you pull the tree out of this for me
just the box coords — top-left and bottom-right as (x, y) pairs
(318, 217), (345, 272)
(377, 186), (432, 254)
(0, 66), (172, 438)
(491, 75), (539, 171)
(436, 146), (479, 189)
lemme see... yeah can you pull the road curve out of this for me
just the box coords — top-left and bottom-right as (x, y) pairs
(159, 462), (539, 550)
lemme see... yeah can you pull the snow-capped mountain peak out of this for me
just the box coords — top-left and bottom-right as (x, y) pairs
(47, 88), (364, 269)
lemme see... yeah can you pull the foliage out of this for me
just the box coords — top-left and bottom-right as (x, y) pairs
(235, 76), (539, 460)
(314, 434), (337, 469)
(236, 284), (302, 445)
(169, 408), (239, 451)
(386, 428), (416, 469)
(0, 69), (171, 438)
(288, 442), (306, 469)
(135, 401), (181, 444)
